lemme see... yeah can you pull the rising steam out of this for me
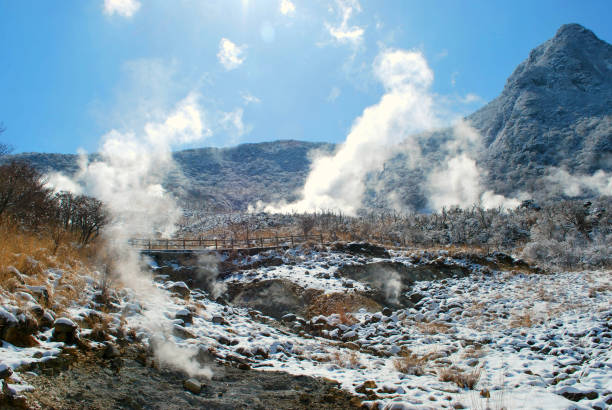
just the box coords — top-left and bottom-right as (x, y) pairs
(261, 49), (436, 215)
(258, 48), (519, 215)
(49, 92), (213, 378)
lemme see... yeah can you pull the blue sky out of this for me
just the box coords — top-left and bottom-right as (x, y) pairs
(1, 0), (611, 154)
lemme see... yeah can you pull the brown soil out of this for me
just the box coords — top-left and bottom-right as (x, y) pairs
(17, 345), (361, 410)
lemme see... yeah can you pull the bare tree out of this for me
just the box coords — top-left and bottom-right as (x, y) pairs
(0, 123), (12, 157)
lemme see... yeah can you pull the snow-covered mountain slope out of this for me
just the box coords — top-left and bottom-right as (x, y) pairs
(470, 23), (612, 195)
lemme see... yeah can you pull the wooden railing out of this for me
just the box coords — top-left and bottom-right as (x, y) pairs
(128, 233), (324, 251)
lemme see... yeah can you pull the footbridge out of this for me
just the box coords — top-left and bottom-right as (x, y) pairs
(128, 233), (324, 253)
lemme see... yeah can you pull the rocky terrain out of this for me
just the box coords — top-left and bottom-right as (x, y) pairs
(1, 242), (610, 409)
(4, 24), (610, 212)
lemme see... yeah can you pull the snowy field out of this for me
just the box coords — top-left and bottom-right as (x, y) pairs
(1, 245), (611, 409)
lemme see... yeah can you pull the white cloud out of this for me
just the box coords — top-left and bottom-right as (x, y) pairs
(217, 38), (246, 70)
(451, 71), (459, 87)
(459, 93), (483, 104)
(279, 0), (295, 16)
(434, 49), (448, 61)
(103, 0), (141, 18)
(327, 86), (341, 102)
(241, 92), (261, 105)
(326, 0), (364, 47)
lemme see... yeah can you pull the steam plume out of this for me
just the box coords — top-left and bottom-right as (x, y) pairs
(262, 49), (436, 215)
(259, 48), (519, 214)
(49, 93), (213, 377)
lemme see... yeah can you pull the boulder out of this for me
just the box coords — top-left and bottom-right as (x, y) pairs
(169, 282), (190, 298)
(52, 317), (78, 344)
(175, 309), (193, 324)
(183, 378), (202, 394)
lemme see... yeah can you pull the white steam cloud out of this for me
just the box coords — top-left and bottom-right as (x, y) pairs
(255, 48), (520, 215)
(427, 120), (521, 210)
(260, 49), (436, 215)
(49, 93), (213, 378)
(547, 168), (612, 197)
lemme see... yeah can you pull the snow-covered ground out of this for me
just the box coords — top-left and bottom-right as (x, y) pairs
(2, 246), (611, 409)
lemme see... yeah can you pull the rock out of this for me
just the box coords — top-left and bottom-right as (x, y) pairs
(345, 243), (390, 259)
(382, 307), (392, 317)
(173, 325), (196, 339)
(0, 364), (13, 379)
(2, 312), (39, 347)
(40, 311), (55, 329)
(52, 317), (78, 344)
(175, 309), (193, 324)
(355, 380), (377, 394)
(183, 378), (202, 394)
(169, 282), (190, 298)
(212, 316), (228, 325)
(103, 343), (121, 359)
(281, 313), (297, 323)
(409, 292), (426, 304)
(25, 285), (49, 304)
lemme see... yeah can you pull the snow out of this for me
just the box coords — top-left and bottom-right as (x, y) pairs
(129, 248), (612, 409)
(53, 317), (77, 328)
(1, 246), (610, 408)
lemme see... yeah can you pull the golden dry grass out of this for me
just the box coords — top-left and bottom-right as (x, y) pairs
(438, 366), (482, 389)
(305, 292), (381, 324)
(393, 348), (437, 376)
(0, 222), (98, 313)
(508, 309), (541, 328)
(415, 321), (452, 335)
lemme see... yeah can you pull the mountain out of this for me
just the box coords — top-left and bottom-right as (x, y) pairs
(470, 23), (612, 194)
(3, 24), (610, 211)
(3, 141), (332, 211)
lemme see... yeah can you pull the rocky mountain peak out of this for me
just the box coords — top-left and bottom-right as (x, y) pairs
(505, 23), (611, 94)
(467, 23), (611, 196)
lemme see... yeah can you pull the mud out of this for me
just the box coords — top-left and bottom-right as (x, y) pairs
(20, 346), (360, 410)
(226, 279), (322, 320)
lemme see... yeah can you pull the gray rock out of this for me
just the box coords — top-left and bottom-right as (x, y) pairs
(183, 378), (202, 394)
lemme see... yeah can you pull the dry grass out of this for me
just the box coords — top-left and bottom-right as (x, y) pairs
(508, 309), (541, 328)
(393, 348), (436, 376)
(306, 292), (380, 324)
(462, 346), (487, 359)
(415, 321), (452, 334)
(438, 366), (482, 389)
(331, 350), (362, 369)
(536, 286), (555, 302)
(0, 222), (98, 314)
(588, 283), (612, 298)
